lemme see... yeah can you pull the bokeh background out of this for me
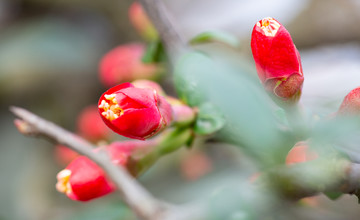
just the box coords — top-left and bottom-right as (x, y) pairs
(1, 0), (360, 219)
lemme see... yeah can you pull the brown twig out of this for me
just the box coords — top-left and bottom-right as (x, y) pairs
(138, 0), (186, 63)
(10, 106), (360, 219)
(10, 106), (169, 220)
(265, 158), (360, 199)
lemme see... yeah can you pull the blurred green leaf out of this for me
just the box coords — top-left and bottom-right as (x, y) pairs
(67, 203), (134, 220)
(189, 31), (240, 48)
(0, 17), (111, 94)
(142, 40), (166, 63)
(324, 191), (343, 200)
(174, 52), (211, 106)
(311, 116), (360, 162)
(206, 179), (273, 220)
(174, 50), (296, 166)
(194, 102), (225, 135)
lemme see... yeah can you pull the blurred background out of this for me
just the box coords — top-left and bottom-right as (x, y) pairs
(1, 0), (360, 219)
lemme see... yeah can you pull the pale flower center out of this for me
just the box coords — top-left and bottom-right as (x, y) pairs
(99, 94), (124, 120)
(56, 169), (72, 195)
(257, 17), (280, 37)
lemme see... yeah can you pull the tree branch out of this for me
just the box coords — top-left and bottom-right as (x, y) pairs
(10, 106), (169, 220)
(9, 106), (360, 219)
(138, 0), (186, 63)
(264, 158), (360, 199)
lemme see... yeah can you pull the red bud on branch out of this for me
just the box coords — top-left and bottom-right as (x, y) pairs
(99, 43), (162, 87)
(129, 2), (158, 41)
(56, 140), (153, 201)
(338, 87), (360, 116)
(251, 17), (304, 103)
(98, 83), (172, 140)
(286, 142), (318, 165)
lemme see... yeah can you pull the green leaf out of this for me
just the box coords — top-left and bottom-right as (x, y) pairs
(141, 40), (165, 64)
(194, 102), (225, 135)
(311, 116), (360, 162)
(189, 31), (240, 48)
(324, 191), (343, 200)
(174, 50), (294, 166)
(174, 52), (213, 106)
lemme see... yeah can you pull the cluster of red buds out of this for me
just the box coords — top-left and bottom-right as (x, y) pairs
(53, 2), (199, 202)
(55, 12), (360, 204)
(55, 79), (196, 201)
(251, 17), (360, 166)
(98, 2), (163, 88)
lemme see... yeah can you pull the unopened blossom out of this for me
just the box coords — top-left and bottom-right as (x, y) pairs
(338, 87), (360, 116)
(286, 142), (318, 165)
(98, 83), (172, 140)
(99, 43), (162, 87)
(251, 17), (304, 103)
(76, 105), (111, 142)
(56, 140), (153, 201)
(129, 2), (158, 41)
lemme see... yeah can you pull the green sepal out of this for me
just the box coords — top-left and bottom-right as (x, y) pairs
(156, 127), (193, 155)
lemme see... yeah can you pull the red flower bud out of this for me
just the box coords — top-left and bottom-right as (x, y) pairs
(106, 140), (154, 166)
(99, 43), (162, 87)
(56, 156), (115, 202)
(285, 142), (318, 165)
(129, 2), (158, 41)
(180, 151), (212, 181)
(131, 79), (166, 96)
(56, 141), (149, 201)
(166, 96), (196, 126)
(54, 145), (79, 166)
(98, 83), (172, 140)
(338, 87), (360, 115)
(251, 17), (304, 102)
(76, 105), (111, 142)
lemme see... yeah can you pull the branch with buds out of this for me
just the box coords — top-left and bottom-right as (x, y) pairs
(11, 106), (171, 220)
(9, 0), (360, 219)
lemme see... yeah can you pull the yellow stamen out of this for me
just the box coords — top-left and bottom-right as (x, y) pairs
(99, 94), (124, 121)
(257, 17), (280, 37)
(56, 169), (72, 195)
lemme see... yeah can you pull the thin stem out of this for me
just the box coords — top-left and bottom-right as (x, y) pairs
(138, 0), (186, 63)
(10, 106), (166, 220)
(10, 106), (360, 218)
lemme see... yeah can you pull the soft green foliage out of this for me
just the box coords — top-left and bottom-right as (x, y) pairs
(194, 102), (226, 135)
(311, 116), (360, 160)
(324, 191), (343, 200)
(141, 40), (166, 63)
(190, 31), (240, 48)
(174, 52), (210, 107)
(67, 203), (134, 220)
(174, 50), (296, 166)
